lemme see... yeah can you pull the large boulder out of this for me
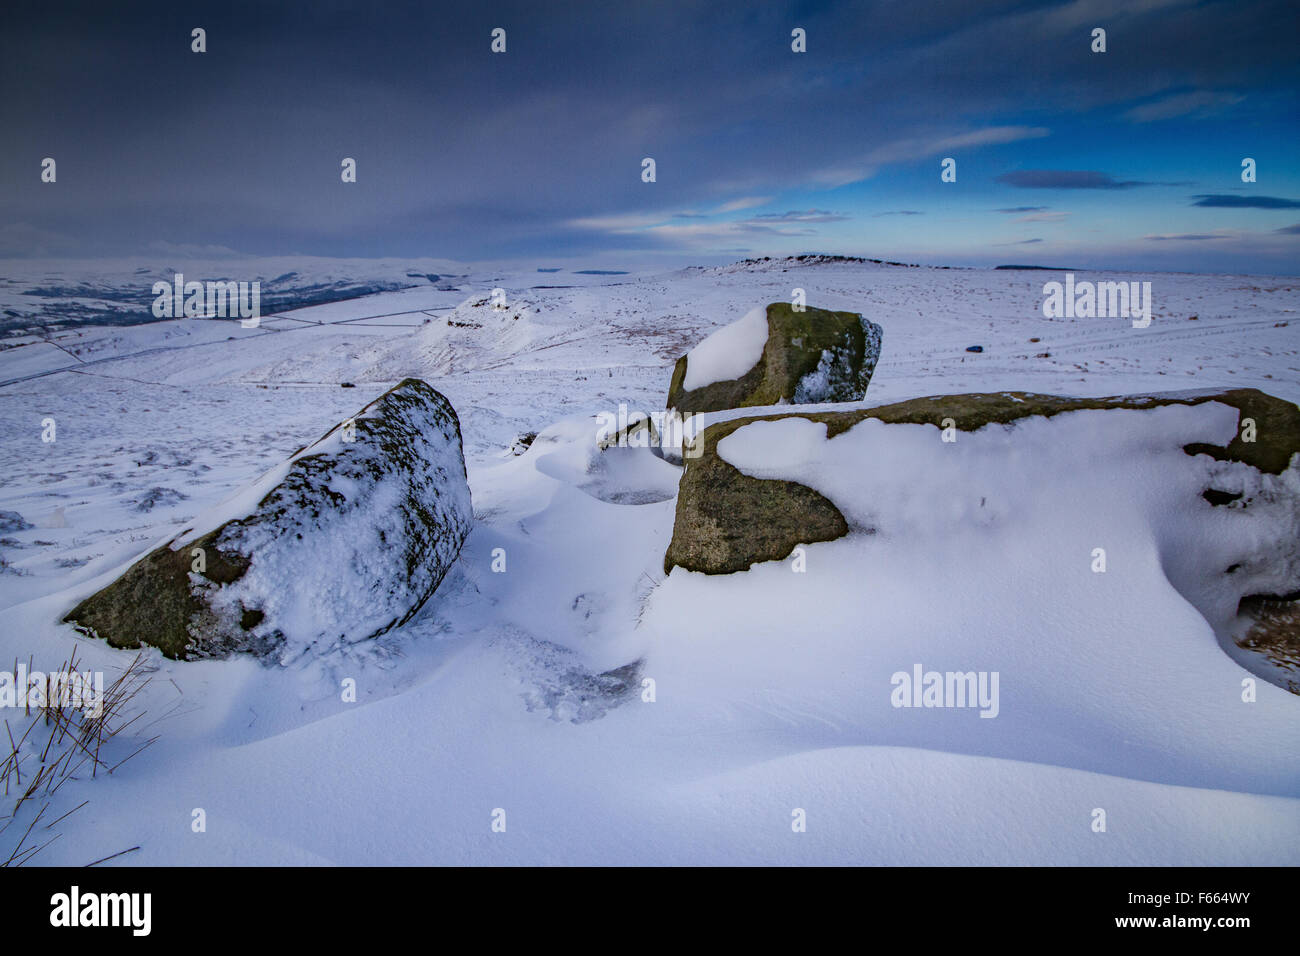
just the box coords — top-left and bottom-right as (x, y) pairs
(665, 387), (1300, 688)
(65, 378), (473, 662)
(665, 387), (1300, 576)
(666, 302), (883, 415)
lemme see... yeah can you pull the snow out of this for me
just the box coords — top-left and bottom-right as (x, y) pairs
(791, 348), (839, 404)
(205, 383), (473, 663)
(0, 256), (1297, 865)
(709, 404), (1300, 795)
(680, 304), (769, 391)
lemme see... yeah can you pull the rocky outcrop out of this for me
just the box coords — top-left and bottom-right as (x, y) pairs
(666, 302), (883, 415)
(665, 388), (1300, 576)
(0, 511), (32, 533)
(662, 417), (848, 576)
(65, 378), (473, 661)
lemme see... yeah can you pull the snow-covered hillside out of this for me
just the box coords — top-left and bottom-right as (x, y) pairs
(0, 256), (472, 337)
(0, 257), (1297, 865)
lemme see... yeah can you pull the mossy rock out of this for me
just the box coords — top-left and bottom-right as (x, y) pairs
(666, 302), (883, 415)
(63, 527), (261, 659)
(65, 378), (473, 661)
(664, 387), (1299, 574)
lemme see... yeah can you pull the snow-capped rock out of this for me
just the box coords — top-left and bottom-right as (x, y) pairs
(666, 386), (1300, 691)
(65, 378), (472, 662)
(666, 302), (883, 414)
(665, 386), (1300, 636)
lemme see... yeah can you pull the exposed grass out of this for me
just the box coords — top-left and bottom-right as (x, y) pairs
(1, 649), (155, 866)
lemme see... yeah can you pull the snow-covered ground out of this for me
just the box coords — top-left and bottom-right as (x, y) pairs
(0, 256), (1297, 865)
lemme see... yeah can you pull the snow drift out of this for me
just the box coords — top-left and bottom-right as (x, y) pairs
(664, 387), (1300, 693)
(4, 258), (1298, 865)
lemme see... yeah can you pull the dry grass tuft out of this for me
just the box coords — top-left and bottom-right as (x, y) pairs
(1, 649), (155, 866)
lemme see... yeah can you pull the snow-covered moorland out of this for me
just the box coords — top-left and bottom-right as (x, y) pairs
(0, 255), (1297, 865)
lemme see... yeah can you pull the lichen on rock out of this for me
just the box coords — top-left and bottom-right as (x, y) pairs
(666, 302), (884, 415)
(665, 387), (1300, 576)
(65, 378), (473, 662)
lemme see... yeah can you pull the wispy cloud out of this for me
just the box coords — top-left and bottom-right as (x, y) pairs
(567, 212), (668, 231)
(1017, 211), (1070, 223)
(811, 126), (1050, 187)
(741, 209), (849, 224)
(995, 206), (1049, 213)
(873, 210), (924, 217)
(573, 206), (848, 242)
(1277, 223), (1300, 235)
(1191, 194), (1300, 209)
(715, 196), (772, 213)
(1123, 90), (1244, 122)
(643, 221), (816, 244)
(1145, 232), (1231, 241)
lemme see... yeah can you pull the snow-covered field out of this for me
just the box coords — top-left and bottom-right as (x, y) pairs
(0, 256), (1297, 865)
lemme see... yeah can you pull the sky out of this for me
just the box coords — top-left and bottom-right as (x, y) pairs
(1, 0), (1297, 274)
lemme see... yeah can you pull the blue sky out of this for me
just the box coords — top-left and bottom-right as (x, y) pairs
(2, 0), (1297, 273)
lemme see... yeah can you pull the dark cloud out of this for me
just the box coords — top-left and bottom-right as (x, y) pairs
(0, 0), (1295, 264)
(1276, 223), (1300, 234)
(996, 171), (1150, 190)
(872, 210), (923, 217)
(1191, 195), (1300, 209)
(994, 206), (1048, 213)
(1146, 233), (1229, 241)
